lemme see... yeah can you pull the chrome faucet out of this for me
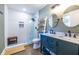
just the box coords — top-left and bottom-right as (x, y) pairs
(73, 33), (78, 38)
(68, 30), (71, 37)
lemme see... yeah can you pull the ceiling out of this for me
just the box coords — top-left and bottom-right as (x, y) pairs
(8, 4), (47, 15)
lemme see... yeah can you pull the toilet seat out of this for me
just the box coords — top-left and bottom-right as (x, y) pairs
(33, 38), (40, 43)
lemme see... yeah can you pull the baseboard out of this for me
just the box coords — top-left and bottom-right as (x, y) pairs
(24, 42), (33, 45)
(1, 48), (6, 55)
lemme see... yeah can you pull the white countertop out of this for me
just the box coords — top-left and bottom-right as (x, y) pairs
(41, 33), (79, 45)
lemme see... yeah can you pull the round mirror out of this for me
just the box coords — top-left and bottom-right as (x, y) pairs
(48, 15), (53, 27)
(63, 5), (79, 27)
(48, 14), (59, 28)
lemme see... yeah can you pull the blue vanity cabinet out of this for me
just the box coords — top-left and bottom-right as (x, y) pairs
(47, 36), (57, 54)
(56, 40), (79, 55)
(40, 34), (79, 55)
(40, 35), (49, 54)
(40, 35), (57, 54)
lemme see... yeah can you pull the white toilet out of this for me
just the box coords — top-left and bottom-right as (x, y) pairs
(32, 38), (40, 49)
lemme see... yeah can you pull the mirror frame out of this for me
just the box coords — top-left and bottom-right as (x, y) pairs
(48, 14), (60, 28)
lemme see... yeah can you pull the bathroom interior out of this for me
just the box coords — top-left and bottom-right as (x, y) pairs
(0, 3), (79, 55)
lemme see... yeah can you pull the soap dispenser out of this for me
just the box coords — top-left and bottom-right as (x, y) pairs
(50, 29), (53, 34)
(65, 33), (67, 36)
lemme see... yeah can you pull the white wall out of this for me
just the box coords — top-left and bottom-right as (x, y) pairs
(33, 12), (39, 38)
(8, 8), (34, 45)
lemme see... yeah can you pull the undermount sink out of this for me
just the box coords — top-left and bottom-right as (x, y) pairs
(57, 35), (71, 40)
(58, 36), (64, 37)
